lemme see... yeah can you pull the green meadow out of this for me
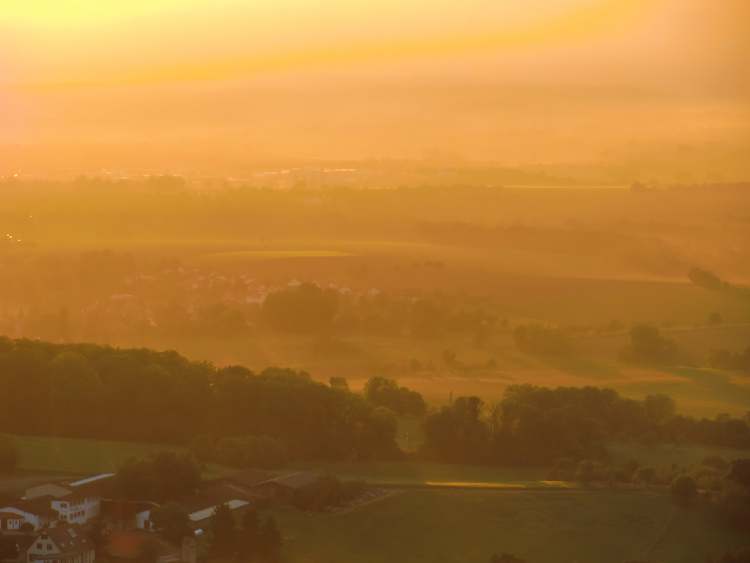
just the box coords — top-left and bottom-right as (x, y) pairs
(272, 489), (745, 563)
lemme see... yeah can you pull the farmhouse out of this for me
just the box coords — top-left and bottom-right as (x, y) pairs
(26, 525), (94, 563)
(1, 474), (115, 532)
(27, 474), (114, 526)
(49, 474), (114, 525)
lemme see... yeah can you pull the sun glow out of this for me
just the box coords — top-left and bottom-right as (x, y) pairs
(4, 0), (657, 88)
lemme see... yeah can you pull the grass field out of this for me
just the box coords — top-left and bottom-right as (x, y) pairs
(271, 489), (746, 563)
(9, 434), (229, 479)
(295, 461), (552, 488)
(13, 434), (181, 474)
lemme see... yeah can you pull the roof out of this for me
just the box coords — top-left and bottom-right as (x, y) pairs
(188, 500), (249, 523)
(226, 469), (274, 489)
(4, 496), (57, 519)
(68, 474), (115, 488)
(0, 511), (26, 520)
(258, 471), (322, 490)
(66, 473), (116, 498)
(176, 482), (253, 525)
(32, 525), (91, 554)
(24, 483), (72, 500)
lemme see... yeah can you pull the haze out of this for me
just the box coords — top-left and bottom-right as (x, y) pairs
(2, 0), (748, 176)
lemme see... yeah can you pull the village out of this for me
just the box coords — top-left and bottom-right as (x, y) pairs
(0, 467), (352, 563)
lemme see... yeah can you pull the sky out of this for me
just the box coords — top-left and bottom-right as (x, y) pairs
(1, 0), (748, 175)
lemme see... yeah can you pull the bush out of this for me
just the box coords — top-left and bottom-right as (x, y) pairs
(670, 474), (698, 507)
(364, 377), (426, 417)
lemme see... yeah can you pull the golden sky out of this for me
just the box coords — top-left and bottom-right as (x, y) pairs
(1, 0), (748, 173)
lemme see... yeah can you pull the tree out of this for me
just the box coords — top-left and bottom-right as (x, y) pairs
(211, 504), (236, 557)
(688, 267), (725, 291)
(329, 376), (349, 391)
(0, 435), (18, 473)
(423, 396), (489, 463)
(140, 537), (162, 563)
(116, 452), (201, 502)
(364, 377), (426, 417)
(727, 459), (750, 489)
(622, 324), (680, 365)
(151, 503), (191, 543)
(575, 460), (597, 485)
(670, 474), (697, 507)
(237, 509), (260, 562)
(258, 516), (282, 563)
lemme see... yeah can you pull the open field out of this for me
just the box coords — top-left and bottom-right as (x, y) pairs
(9, 434), (228, 480)
(271, 489), (746, 563)
(13, 434), (181, 475)
(295, 461), (550, 488)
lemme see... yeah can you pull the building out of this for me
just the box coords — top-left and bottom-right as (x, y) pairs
(250, 471), (321, 502)
(21, 474), (114, 527)
(0, 512), (27, 532)
(26, 525), (94, 563)
(49, 475), (114, 525)
(0, 499), (57, 531)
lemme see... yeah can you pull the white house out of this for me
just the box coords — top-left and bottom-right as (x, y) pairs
(8, 473), (116, 529)
(34, 474), (114, 526)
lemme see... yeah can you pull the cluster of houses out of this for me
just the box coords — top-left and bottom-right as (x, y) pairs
(0, 470), (321, 563)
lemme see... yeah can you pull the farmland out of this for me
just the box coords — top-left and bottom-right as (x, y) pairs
(271, 489), (746, 563)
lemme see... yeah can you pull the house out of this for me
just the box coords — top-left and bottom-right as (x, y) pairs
(0, 498), (57, 531)
(26, 525), (94, 563)
(21, 474), (114, 527)
(49, 474), (114, 525)
(0, 513), (27, 532)
(99, 500), (157, 532)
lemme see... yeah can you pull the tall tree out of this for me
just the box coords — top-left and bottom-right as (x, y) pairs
(258, 516), (282, 563)
(211, 504), (236, 557)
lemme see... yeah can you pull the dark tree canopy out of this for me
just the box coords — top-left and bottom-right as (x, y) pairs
(116, 451), (201, 502)
(622, 324), (681, 366)
(422, 385), (750, 466)
(363, 376), (426, 417)
(688, 267), (726, 291)
(0, 338), (399, 462)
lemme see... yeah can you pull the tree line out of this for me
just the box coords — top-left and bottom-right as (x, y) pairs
(422, 386), (750, 466)
(0, 337), (399, 461)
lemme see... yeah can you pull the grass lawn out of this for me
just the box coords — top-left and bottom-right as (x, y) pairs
(10, 434), (231, 478)
(272, 489), (746, 563)
(292, 461), (552, 488)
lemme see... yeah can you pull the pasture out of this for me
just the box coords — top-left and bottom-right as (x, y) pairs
(272, 489), (746, 563)
(8, 434), (229, 479)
